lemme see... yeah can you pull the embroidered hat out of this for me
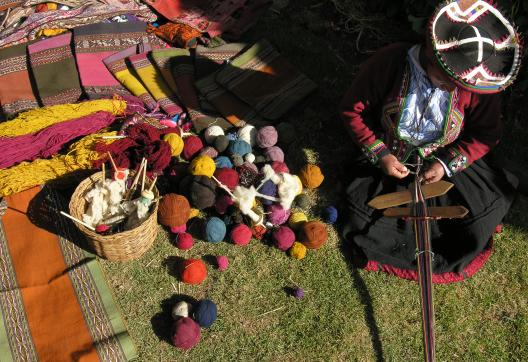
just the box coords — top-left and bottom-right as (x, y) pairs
(429, 0), (523, 93)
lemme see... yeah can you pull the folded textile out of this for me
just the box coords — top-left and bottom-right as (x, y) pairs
(28, 32), (82, 106)
(146, 22), (202, 49)
(73, 21), (158, 99)
(128, 52), (183, 116)
(215, 39), (318, 120)
(0, 131), (116, 197)
(195, 42), (247, 79)
(0, 99), (126, 137)
(0, 0), (21, 11)
(103, 44), (158, 111)
(0, 42), (38, 118)
(149, 48), (179, 94)
(0, 111), (115, 169)
(0, 186), (137, 361)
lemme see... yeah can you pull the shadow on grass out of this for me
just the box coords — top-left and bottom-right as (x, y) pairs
(150, 293), (199, 345)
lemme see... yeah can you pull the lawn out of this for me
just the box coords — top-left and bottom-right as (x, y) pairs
(100, 1), (528, 360)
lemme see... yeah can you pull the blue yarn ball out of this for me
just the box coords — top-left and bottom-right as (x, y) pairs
(215, 156), (233, 169)
(259, 180), (277, 206)
(205, 217), (226, 243)
(323, 206), (338, 224)
(193, 299), (217, 328)
(226, 132), (238, 141)
(228, 140), (252, 156)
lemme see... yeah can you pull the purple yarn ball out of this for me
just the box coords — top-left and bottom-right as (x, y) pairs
(267, 204), (291, 225)
(264, 146), (284, 163)
(292, 287), (305, 299)
(256, 126), (278, 148)
(259, 180), (278, 206)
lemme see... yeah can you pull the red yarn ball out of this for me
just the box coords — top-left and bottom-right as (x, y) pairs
(270, 161), (289, 174)
(214, 168), (239, 190)
(272, 226), (295, 251)
(181, 259), (207, 284)
(230, 223), (252, 246)
(172, 317), (201, 350)
(182, 136), (204, 161)
(215, 193), (234, 215)
(175, 233), (194, 250)
(170, 224), (187, 234)
(158, 194), (191, 227)
(216, 255), (229, 271)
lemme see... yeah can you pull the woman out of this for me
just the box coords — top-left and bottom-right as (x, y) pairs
(340, 0), (522, 282)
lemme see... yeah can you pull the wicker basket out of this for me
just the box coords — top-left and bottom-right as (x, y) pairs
(69, 171), (159, 261)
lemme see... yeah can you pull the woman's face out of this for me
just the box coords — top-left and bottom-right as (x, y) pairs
(424, 45), (457, 92)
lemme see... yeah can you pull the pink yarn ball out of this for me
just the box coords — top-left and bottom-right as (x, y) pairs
(214, 168), (239, 190)
(182, 136), (204, 160)
(272, 226), (295, 251)
(267, 204), (291, 225)
(175, 232), (194, 250)
(215, 193), (234, 215)
(216, 255), (229, 271)
(270, 161), (289, 174)
(172, 317), (201, 349)
(171, 224), (187, 234)
(264, 146), (284, 163)
(230, 223), (252, 246)
(256, 126), (278, 148)
(200, 146), (219, 159)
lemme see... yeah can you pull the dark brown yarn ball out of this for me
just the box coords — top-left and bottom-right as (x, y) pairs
(158, 194), (191, 227)
(299, 221), (328, 249)
(181, 175), (217, 210)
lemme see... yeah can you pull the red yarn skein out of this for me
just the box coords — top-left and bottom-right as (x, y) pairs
(182, 136), (204, 160)
(214, 168), (239, 190)
(172, 317), (201, 349)
(181, 259), (207, 284)
(230, 223), (252, 246)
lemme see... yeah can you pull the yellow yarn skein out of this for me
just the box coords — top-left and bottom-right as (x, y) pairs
(289, 242), (307, 260)
(189, 155), (216, 177)
(0, 132), (117, 197)
(189, 208), (200, 219)
(163, 133), (184, 157)
(0, 99), (126, 137)
(289, 212), (308, 230)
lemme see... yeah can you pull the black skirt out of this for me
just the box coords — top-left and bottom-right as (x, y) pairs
(341, 153), (517, 277)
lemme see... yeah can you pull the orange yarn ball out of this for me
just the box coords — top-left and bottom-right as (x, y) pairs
(300, 221), (328, 249)
(298, 164), (324, 189)
(158, 194), (191, 227)
(181, 259), (207, 285)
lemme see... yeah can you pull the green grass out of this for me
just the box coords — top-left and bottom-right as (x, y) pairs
(101, 1), (528, 360)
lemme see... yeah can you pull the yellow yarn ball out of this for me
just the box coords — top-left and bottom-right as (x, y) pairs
(189, 208), (200, 219)
(189, 155), (216, 177)
(163, 133), (184, 157)
(289, 242), (307, 260)
(289, 212), (308, 230)
(293, 175), (303, 195)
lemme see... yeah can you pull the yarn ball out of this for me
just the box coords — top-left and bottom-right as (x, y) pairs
(231, 153), (244, 167)
(214, 168), (239, 190)
(237, 125), (257, 145)
(289, 212), (308, 230)
(204, 125), (224, 144)
(171, 224), (187, 234)
(264, 146), (284, 163)
(172, 317), (201, 349)
(300, 221), (328, 249)
(163, 133), (184, 157)
(199, 146), (219, 159)
(213, 135), (230, 153)
(254, 155), (267, 164)
(244, 153), (256, 163)
(95, 224), (110, 233)
(270, 161), (289, 174)
(292, 287), (305, 299)
(172, 301), (192, 319)
(182, 136), (204, 160)
(175, 232), (193, 250)
(158, 194), (191, 227)
(228, 140), (251, 156)
(189, 208), (200, 218)
(216, 255), (229, 271)
(189, 155), (216, 178)
(289, 241), (307, 259)
(237, 163), (260, 187)
(299, 164), (324, 189)
(230, 223), (252, 246)
(181, 259), (207, 285)
(182, 176), (217, 210)
(215, 193), (234, 215)
(322, 206), (338, 224)
(267, 204), (291, 225)
(276, 122), (296, 145)
(215, 156), (233, 169)
(259, 180), (278, 206)
(294, 193), (310, 209)
(256, 126), (278, 148)
(272, 226), (295, 251)
(226, 132), (238, 141)
(193, 299), (217, 328)
(204, 217), (226, 243)
(293, 175), (303, 195)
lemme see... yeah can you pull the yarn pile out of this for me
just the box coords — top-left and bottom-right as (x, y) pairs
(170, 299), (218, 350)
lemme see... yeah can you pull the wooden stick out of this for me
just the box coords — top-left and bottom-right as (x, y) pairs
(101, 162), (105, 184)
(148, 176), (158, 192)
(106, 151), (118, 172)
(256, 306), (285, 317)
(141, 159), (147, 191)
(60, 211), (96, 231)
(124, 158), (145, 200)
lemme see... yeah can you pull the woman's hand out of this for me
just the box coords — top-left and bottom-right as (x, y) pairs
(379, 154), (410, 179)
(422, 161), (445, 184)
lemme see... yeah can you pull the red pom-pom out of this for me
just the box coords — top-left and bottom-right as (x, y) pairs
(214, 168), (239, 190)
(175, 233), (194, 250)
(182, 136), (204, 161)
(271, 161), (289, 174)
(172, 317), (201, 349)
(216, 255), (229, 271)
(181, 259), (207, 284)
(230, 223), (252, 246)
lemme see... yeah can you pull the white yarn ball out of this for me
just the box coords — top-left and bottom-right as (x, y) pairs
(244, 153), (256, 163)
(237, 125), (257, 146)
(204, 126), (224, 145)
(172, 301), (192, 319)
